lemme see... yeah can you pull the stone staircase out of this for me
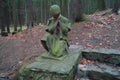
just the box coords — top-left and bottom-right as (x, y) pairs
(70, 45), (120, 80)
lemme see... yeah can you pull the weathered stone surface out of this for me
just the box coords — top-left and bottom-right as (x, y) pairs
(16, 45), (120, 80)
(78, 63), (120, 79)
(17, 47), (82, 80)
(70, 45), (120, 80)
(88, 71), (120, 80)
(70, 45), (120, 66)
(0, 73), (10, 80)
(82, 48), (120, 55)
(70, 45), (120, 55)
(82, 51), (120, 65)
(28, 51), (81, 74)
(105, 56), (120, 66)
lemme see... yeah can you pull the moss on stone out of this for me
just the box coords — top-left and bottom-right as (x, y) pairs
(16, 49), (82, 80)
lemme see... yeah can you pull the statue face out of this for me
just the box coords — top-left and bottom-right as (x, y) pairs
(53, 14), (60, 20)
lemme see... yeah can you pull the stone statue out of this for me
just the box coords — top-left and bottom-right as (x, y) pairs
(41, 5), (71, 58)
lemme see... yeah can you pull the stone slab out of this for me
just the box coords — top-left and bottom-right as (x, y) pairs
(17, 47), (82, 80)
(17, 45), (120, 80)
(78, 63), (120, 79)
(69, 45), (120, 55)
(70, 45), (120, 65)
(27, 50), (81, 74)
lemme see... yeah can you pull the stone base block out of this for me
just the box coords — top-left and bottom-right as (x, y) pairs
(17, 48), (82, 80)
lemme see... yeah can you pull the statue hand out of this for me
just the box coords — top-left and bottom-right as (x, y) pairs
(57, 21), (60, 26)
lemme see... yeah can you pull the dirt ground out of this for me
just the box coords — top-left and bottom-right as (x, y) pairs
(0, 11), (120, 79)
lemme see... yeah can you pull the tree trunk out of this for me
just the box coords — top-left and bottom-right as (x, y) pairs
(17, 0), (23, 31)
(0, 0), (9, 36)
(0, 0), (6, 32)
(25, 0), (34, 29)
(13, 0), (17, 32)
(6, 1), (10, 33)
(69, 0), (83, 22)
(1, 0), (10, 32)
(60, 0), (62, 13)
(112, 0), (120, 14)
(98, 0), (106, 11)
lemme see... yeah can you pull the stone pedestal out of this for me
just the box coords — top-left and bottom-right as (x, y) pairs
(17, 48), (82, 80)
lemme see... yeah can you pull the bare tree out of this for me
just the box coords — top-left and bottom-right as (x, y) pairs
(69, 0), (83, 22)
(0, 0), (9, 36)
(112, 0), (120, 15)
(25, 0), (34, 29)
(17, 0), (23, 31)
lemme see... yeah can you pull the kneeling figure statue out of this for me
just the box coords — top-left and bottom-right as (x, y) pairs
(41, 5), (71, 58)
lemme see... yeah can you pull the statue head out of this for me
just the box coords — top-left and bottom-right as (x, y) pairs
(50, 5), (60, 19)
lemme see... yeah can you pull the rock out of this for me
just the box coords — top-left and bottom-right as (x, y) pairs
(88, 71), (120, 80)
(16, 47), (82, 80)
(105, 56), (120, 66)
(81, 47), (120, 65)
(1, 31), (8, 36)
(0, 73), (10, 80)
(77, 62), (120, 79)
(12, 31), (17, 35)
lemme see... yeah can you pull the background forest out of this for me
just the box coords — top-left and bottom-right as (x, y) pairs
(0, 0), (119, 34)
(0, 1), (120, 80)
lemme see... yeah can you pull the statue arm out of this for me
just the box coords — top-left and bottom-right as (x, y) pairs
(59, 19), (71, 33)
(45, 20), (55, 34)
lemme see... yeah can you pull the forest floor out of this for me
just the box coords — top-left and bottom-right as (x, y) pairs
(0, 10), (120, 79)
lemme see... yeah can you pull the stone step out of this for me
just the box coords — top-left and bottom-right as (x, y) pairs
(70, 45), (120, 66)
(69, 45), (120, 80)
(78, 62), (120, 80)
